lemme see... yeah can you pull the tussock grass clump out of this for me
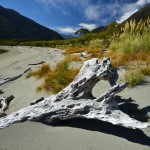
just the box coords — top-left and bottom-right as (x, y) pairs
(89, 39), (109, 49)
(26, 60), (80, 94)
(38, 60), (80, 93)
(26, 64), (51, 79)
(65, 54), (82, 62)
(124, 68), (144, 88)
(124, 66), (150, 88)
(110, 19), (150, 54)
(140, 66), (150, 76)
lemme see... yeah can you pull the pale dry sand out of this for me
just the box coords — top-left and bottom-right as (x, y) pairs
(0, 46), (65, 114)
(0, 46), (150, 150)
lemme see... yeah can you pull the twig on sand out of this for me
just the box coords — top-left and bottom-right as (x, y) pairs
(0, 90), (3, 94)
(28, 61), (45, 65)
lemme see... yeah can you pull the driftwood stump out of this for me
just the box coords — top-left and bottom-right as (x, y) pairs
(0, 95), (14, 117)
(0, 58), (149, 129)
(0, 90), (3, 94)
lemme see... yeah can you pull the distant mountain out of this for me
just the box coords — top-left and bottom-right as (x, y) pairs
(92, 3), (150, 33)
(0, 5), (64, 40)
(61, 34), (77, 40)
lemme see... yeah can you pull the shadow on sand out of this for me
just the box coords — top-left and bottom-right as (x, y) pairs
(41, 96), (150, 147)
(116, 96), (150, 122)
(53, 118), (150, 147)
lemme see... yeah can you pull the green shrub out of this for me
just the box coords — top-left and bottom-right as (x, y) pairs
(124, 68), (144, 88)
(26, 64), (51, 79)
(110, 19), (150, 54)
(27, 59), (79, 94)
(89, 39), (109, 48)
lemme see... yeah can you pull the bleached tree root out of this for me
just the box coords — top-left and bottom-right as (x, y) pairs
(0, 58), (149, 129)
(0, 95), (14, 117)
(0, 68), (31, 86)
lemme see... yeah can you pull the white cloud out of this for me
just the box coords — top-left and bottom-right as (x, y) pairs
(35, 0), (150, 24)
(35, 0), (102, 20)
(136, 0), (147, 6)
(57, 26), (79, 34)
(116, 9), (138, 23)
(79, 23), (97, 31)
(84, 5), (101, 20)
(52, 23), (97, 34)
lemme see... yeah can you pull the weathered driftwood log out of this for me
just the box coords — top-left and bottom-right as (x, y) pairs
(0, 58), (150, 129)
(0, 68), (31, 86)
(28, 61), (45, 65)
(0, 95), (14, 117)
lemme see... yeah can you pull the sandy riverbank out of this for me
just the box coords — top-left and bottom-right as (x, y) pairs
(0, 46), (150, 150)
(0, 46), (65, 114)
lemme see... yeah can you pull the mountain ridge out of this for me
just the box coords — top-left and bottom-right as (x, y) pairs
(0, 5), (64, 40)
(92, 3), (150, 33)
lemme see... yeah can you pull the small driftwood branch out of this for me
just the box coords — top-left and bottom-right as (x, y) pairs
(30, 97), (44, 105)
(0, 68), (31, 86)
(80, 52), (87, 58)
(0, 90), (3, 94)
(0, 58), (149, 129)
(0, 95), (14, 117)
(28, 61), (45, 65)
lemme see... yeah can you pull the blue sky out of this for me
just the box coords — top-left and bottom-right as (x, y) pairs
(0, 0), (150, 34)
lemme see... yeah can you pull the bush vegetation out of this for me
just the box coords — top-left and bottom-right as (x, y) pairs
(124, 65), (150, 88)
(124, 68), (145, 88)
(26, 59), (80, 94)
(110, 19), (150, 54)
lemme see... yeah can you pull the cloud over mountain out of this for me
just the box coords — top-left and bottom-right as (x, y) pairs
(35, 0), (150, 24)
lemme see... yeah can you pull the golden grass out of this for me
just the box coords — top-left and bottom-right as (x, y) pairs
(140, 66), (150, 76)
(124, 68), (144, 88)
(124, 64), (150, 88)
(64, 47), (88, 55)
(65, 54), (82, 62)
(87, 48), (102, 54)
(26, 64), (51, 79)
(27, 59), (80, 94)
(111, 19), (150, 54)
(101, 50), (150, 67)
(88, 39), (109, 49)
